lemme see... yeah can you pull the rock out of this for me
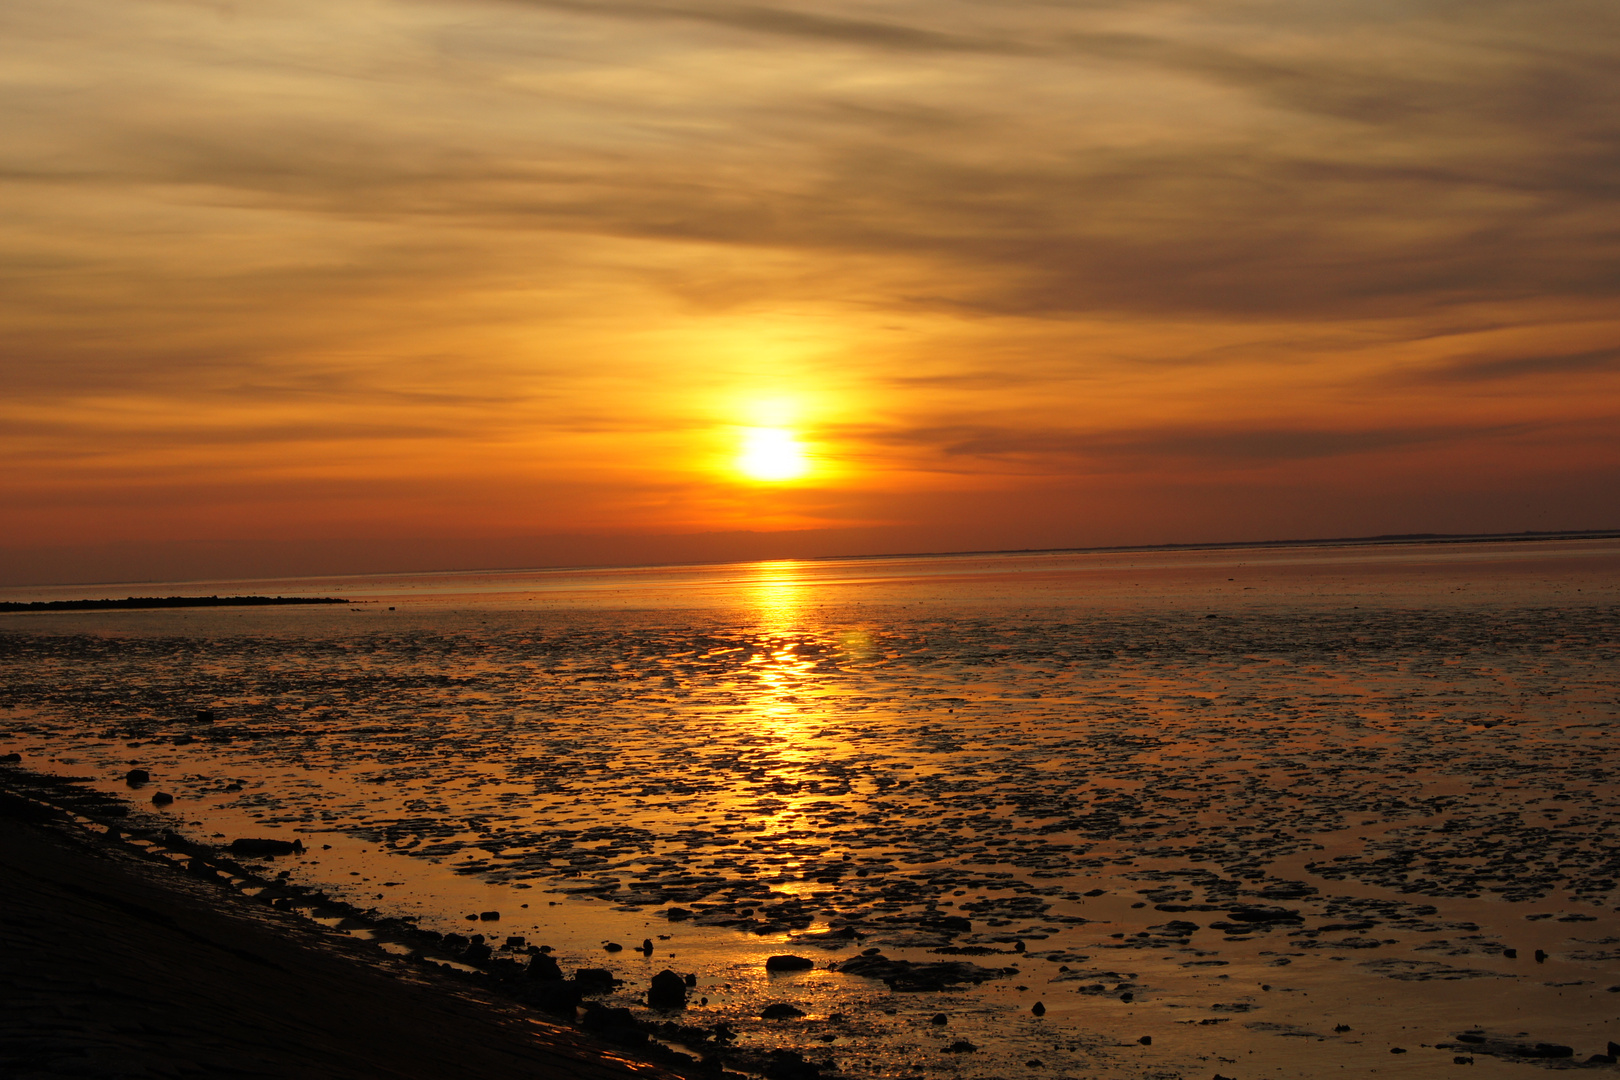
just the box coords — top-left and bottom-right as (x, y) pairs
(641, 938), (654, 954)
(1031, 1002), (1045, 1016)
(766, 954), (816, 972)
(1138, 1035), (1152, 1045)
(1534, 949), (1548, 963)
(648, 969), (687, 1009)
(1335, 1024), (1351, 1033)
(0, 753), (20, 763)
(194, 708), (218, 723)
(1502, 948), (1517, 958)
(125, 769), (150, 785)
(575, 968), (619, 995)
(504, 935), (525, 948)
(228, 838), (304, 856)
(522, 979), (581, 1014)
(479, 910), (500, 921)
(762, 1048), (821, 1080)
(604, 942), (624, 952)
(1608, 1041), (1620, 1057)
(665, 907), (694, 920)
(151, 792), (174, 806)
(929, 1013), (948, 1025)
(683, 972), (697, 986)
(527, 952), (563, 980)
(1225, 906), (1302, 924)
(943, 1040), (977, 1053)
(837, 952), (1008, 992)
(927, 915), (972, 932)
(463, 937), (492, 962)
(580, 1003), (646, 1046)
(1440, 1034), (1575, 1060)
(1120, 992), (1134, 1002)
(761, 1003), (806, 1019)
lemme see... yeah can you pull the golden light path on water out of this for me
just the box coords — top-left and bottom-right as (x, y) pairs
(736, 560), (842, 894)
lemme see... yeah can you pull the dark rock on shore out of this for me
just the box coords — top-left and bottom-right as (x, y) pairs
(1441, 1033), (1575, 1060)
(765, 954), (815, 972)
(580, 1003), (647, 1046)
(761, 1003), (806, 1019)
(125, 769), (150, 785)
(575, 968), (620, 995)
(527, 952), (564, 980)
(835, 951), (1010, 992)
(648, 969), (687, 1008)
(229, 838), (305, 857)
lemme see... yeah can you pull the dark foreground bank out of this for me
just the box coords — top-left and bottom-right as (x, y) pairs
(0, 783), (676, 1080)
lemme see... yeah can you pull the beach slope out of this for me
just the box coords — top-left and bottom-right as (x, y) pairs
(0, 797), (675, 1080)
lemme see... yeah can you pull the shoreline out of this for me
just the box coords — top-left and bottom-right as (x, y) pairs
(0, 768), (691, 1080)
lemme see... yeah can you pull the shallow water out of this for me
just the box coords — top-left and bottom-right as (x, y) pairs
(4, 538), (1620, 1078)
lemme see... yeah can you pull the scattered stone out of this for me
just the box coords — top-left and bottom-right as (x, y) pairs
(837, 952), (1009, 992)
(151, 792), (174, 806)
(527, 952), (563, 981)
(575, 968), (620, 995)
(478, 910), (500, 921)
(124, 769), (149, 784)
(929, 1013), (948, 1025)
(1031, 1002), (1045, 1016)
(943, 1040), (977, 1053)
(229, 838), (304, 857)
(761, 1003), (806, 1019)
(1138, 1035), (1151, 1045)
(648, 969), (687, 1008)
(604, 942), (624, 952)
(766, 955), (816, 972)
(0, 753), (20, 763)
(1441, 1033), (1574, 1060)
(580, 1003), (646, 1046)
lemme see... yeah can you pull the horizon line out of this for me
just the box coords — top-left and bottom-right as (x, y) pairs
(6, 525), (1617, 596)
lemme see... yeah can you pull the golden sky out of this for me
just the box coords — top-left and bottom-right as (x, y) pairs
(3, 0), (1618, 584)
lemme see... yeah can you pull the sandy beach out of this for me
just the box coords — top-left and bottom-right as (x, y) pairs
(0, 776), (679, 1080)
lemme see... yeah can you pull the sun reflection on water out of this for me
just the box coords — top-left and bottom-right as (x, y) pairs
(732, 561), (844, 873)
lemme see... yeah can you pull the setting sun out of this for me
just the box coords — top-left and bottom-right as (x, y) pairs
(737, 427), (810, 482)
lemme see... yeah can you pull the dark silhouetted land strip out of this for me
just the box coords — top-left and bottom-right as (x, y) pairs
(0, 595), (349, 613)
(0, 791), (674, 1080)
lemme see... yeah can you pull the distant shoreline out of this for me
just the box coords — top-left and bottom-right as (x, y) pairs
(0, 595), (350, 613)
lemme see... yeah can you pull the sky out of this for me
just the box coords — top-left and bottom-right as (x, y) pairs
(3, 0), (1618, 586)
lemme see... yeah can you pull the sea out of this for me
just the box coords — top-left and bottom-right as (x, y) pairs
(3, 536), (1619, 1078)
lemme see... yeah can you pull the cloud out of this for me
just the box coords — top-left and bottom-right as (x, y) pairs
(1417, 347), (1620, 383)
(874, 421), (1533, 470)
(499, 0), (1039, 55)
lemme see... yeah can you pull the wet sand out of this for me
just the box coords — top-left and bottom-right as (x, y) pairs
(0, 787), (676, 1080)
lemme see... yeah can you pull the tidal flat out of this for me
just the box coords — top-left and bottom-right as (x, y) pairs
(3, 538), (1618, 1078)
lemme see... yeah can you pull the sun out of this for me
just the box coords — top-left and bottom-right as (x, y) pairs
(737, 427), (810, 482)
